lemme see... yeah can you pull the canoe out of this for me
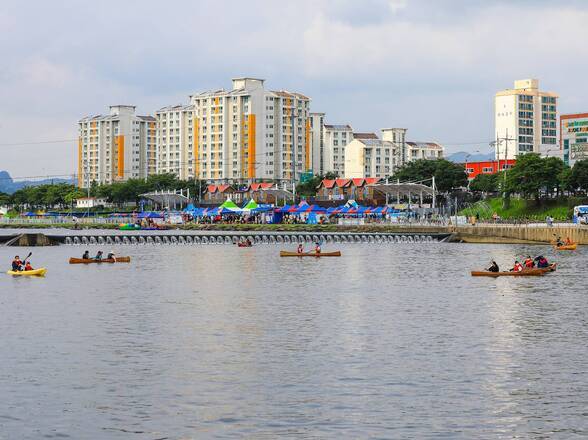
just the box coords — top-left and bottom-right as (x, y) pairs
(7, 268), (47, 277)
(471, 268), (545, 277)
(280, 251), (341, 257)
(555, 243), (577, 250)
(69, 257), (131, 264)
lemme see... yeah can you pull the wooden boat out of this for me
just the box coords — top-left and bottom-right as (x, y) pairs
(554, 243), (577, 251)
(7, 268), (47, 277)
(69, 257), (131, 264)
(471, 268), (545, 277)
(280, 251), (341, 257)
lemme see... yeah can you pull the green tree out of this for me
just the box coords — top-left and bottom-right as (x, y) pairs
(505, 154), (567, 200)
(570, 159), (588, 192)
(393, 159), (467, 192)
(469, 173), (499, 193)
(296, 174), (323, 198)
(0, 192), (10, 206)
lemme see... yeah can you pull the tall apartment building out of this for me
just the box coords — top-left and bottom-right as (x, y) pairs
(78, 105), (156, 187)
(309, 112), (325, 175)
(185, 77), (310, 183)
(494, 79), (558, 160)
(323, 124), (354, 175)
(560, 113), (588, 166)
(155, 104), (195, 180)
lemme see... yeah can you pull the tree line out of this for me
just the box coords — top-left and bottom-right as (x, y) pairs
(469, 155), (588, 199)
(0, 174), (206, 210)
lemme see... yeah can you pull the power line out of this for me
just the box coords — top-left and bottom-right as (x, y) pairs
(0, 138), (78, 147)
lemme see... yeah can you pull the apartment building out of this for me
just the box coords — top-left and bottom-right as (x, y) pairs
(323, 124), (354, 176)
(155, 104), (195, 180)
(381, 128), (407, 165)
(406, 142), (444, 161)
(187, 77), (311, 183)
(495, 79), (558, 160)
(309, 112), (325, 175)
(560, 113), (588, 166)
(78, 105), (156, 187)
(344, 138), (400, 179)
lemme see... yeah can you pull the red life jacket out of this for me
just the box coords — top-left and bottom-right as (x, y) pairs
(524, 259), (534, 268)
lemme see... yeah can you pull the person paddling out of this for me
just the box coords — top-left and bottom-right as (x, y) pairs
(11, 255), (23, 272)
(314, 242), (321, 254)
(94, 251), (103, 261)
(487, 261), (499, 273)
(535, 255), (549, 268)
(297, 243), (304, 254)
(82, 250), (90, 259)
(511, 260), (523, 272)
(106, 251), (115, 260)
(524, 256), (535, 269)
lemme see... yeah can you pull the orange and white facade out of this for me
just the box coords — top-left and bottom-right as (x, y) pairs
(155, 104), (195, 180)
(186, 77), (311, 183)
(78, 105), (156, 187)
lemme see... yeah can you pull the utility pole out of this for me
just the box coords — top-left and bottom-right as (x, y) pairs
(432, 176), (436, 210)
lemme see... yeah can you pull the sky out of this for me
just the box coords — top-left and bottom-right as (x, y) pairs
(1, 0), (587, 178)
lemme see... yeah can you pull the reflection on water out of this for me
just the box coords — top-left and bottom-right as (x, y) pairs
(0, 243), (587, 439)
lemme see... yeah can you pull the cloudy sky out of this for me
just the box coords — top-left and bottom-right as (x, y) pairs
(1, 0), (587, 177)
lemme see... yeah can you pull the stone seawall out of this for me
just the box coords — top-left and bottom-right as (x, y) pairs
(453, 225), (588, 244)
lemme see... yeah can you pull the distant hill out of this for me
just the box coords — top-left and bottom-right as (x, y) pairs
(0, 171), (76, 194)
(447, 151), (494, 163)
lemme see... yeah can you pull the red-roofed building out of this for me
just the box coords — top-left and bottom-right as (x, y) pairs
(315, 177), (384, 203)
(204, 184), (241, 203)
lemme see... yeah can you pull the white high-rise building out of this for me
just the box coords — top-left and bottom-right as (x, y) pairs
(494, 79), (558, 160)
(77, 105), (156, 187)
(186, 77), (311, 183)
(323, 124), (354, 176)
(155, 104), (195, 180)
(309, 112), (325, 175)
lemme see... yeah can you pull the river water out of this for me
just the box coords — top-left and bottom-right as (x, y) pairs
(0, 242), (587, 439)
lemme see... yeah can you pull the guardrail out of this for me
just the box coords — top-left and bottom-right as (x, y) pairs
(0, 217), (133, 225)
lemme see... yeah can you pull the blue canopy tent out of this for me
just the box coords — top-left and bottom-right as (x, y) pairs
(138, 211), (164, 219)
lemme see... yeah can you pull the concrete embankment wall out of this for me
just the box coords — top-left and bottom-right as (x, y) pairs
(453, 225), (588, 244)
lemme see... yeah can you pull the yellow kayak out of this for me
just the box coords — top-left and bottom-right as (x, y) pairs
(7, 268), (47, 277)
